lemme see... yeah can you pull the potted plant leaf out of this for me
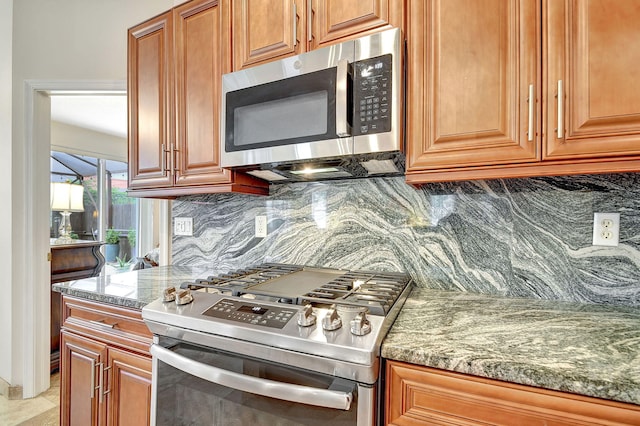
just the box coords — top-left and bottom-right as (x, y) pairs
(105, 228), (120, 262)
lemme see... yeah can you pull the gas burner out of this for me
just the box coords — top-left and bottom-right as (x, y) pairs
(179, 263), (411, 316)
(143, 261), (414, 389)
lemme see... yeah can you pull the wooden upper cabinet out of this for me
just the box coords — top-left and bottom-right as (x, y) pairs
(174, 0), (232, 186)
(406, 0), (640, 184)
(544, 0), (640, 159)
(128, 12), (174, 189)
(406, 0), (540, 173)
(230, 0), (403, 70)
(311, 0), (403, 49)
(232, 0), (305, 70)
(128, 0), (268, 197)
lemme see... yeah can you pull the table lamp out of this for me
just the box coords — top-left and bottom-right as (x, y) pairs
(51, 182), (85, 244)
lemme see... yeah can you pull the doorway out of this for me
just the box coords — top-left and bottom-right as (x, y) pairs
(21, 80), (167, 398)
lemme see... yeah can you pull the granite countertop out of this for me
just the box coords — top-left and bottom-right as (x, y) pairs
(382, 287), (640, 406)
(53, 268), (640, 406)
(52, 265), (217, 309)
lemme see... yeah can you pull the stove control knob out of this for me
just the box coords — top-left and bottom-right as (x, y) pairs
(175, 289), (193, 305)
(350, 311), (372, 336)
(297, 304), (316, 327)
(162, 286), (176, 303)
(322, 306), (342, 331)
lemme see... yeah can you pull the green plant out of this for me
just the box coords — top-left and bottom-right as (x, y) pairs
(115, 254), (130, 268)
(105, 228), (120, 244)
(127, 229), (136, 247)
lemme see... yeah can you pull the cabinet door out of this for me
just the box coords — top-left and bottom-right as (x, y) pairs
(231, 0), (306, 70)
(106, 347), (152, 426)
(60, 332), (108, 426)
(406, 0), (540, 174)
(174, 0), (233, 186)
(311, 0), (403, 49)
(128, 12), (174, 189)
(544, 1), (640, 159)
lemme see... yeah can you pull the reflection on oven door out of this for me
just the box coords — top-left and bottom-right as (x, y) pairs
(153, 342), (364, 426)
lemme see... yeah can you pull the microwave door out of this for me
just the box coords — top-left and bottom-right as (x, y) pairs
(221, 44), (356, 168)
(222, 66), (352, 167)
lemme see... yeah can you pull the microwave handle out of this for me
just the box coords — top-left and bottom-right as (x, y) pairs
(336, 58), (351, 137)
(150, 344), (353, 411)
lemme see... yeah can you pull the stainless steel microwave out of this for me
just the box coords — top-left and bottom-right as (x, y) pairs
(221, 28), (404, 182)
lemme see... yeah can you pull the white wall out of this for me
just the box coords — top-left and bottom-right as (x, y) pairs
(6, 0), (174, 397)
(0, 0), (14, 388)
(51, 121), (128, 162)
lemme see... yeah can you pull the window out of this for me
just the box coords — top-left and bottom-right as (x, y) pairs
(51, 151), (139, 273)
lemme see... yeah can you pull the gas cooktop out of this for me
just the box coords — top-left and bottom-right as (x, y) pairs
(143, 263), (414, 381)
(178, 263), (411, 316)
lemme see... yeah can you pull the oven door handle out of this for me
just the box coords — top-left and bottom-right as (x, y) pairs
(150, 344), (353, 411)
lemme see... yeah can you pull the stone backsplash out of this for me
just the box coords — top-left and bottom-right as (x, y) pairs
(172, 173), (640, 306)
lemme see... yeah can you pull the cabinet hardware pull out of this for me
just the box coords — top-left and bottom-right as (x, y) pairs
(307, 0), (312, 42)
(96, 362), (104, 403)
(161, 143), (167, 173)
(169, 143), (176, 176)
(90, 359), (96, 399)
(527, 84), (534, 141)
(173, 146), (179, 174)
(293, 2), (297, 47)
(102, 365), (112, 401)
(89, 319), (116, 329)
(557, 79), (564, 139)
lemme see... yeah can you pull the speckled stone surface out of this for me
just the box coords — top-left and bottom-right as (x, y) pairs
(53, 267), (640, 405)
(171, 173), (640, 307)
(382, 287), (640, 405)
(51, 265), (218, 309)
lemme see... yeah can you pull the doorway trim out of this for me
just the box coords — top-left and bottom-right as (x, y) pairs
(23, 80), (126, 397)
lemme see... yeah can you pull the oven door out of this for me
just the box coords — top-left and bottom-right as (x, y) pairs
(150, 338), (374, 426)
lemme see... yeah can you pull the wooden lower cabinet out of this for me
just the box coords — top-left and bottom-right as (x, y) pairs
(60, 332), (106, 426)
(107, 347), (152, 426)
(60, 296), (152, 426)
(385, 360), (640, 425)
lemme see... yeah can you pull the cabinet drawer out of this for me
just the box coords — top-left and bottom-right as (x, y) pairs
(386, 360), (640, 425)
(61, 296), (152, 355)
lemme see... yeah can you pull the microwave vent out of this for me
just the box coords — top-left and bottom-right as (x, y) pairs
(247, 170), (289, 181)
(360, 159), (401, 174)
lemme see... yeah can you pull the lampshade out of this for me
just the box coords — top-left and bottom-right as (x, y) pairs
(51, 182), (85, 212)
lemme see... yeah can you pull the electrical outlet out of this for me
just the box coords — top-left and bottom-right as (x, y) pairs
(255, 215), (267, 238)
(592, 212), (619, 246)
(174, 217), (193, 236)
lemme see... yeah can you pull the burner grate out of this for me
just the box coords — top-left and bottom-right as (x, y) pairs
(182, 263), (411, 316)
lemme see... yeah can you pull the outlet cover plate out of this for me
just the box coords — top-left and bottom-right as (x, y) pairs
(174, 217), (193, 236)
(255, 216), (267, 238)
(592, 212), (619, 246)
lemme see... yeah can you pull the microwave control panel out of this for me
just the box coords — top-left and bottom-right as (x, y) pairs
(353, 54), (392, 136)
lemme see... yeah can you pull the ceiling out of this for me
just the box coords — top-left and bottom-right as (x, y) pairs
(50, 94), (128, 139)
(50, 94), (129, 181)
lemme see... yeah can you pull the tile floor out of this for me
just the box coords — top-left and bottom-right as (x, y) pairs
(0, 374), (60, 426)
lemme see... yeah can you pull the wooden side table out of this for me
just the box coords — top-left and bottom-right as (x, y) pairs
(50, 240), (105, 372)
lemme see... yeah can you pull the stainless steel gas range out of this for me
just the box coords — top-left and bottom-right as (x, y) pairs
(142, 263), (413, 426)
